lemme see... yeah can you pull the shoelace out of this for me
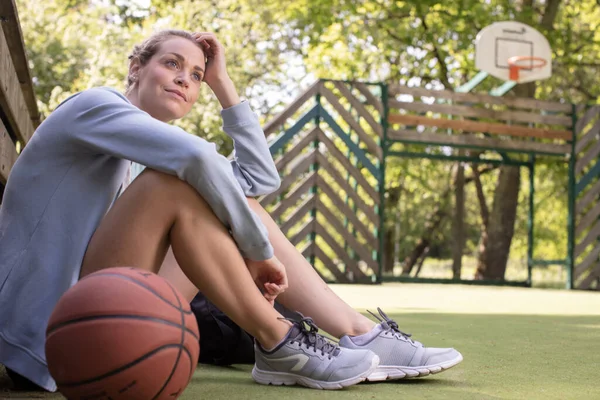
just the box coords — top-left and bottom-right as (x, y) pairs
(279, 315), (340, 358)
(368, 307), (416, 344)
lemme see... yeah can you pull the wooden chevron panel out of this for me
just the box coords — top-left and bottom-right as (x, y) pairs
(320, 85), (383, 159)
(274, 128), (319, 170)
(316, 200), (377, 269)
(354, 82), (383, 115)
(289, 218), (315, 246)
(268, 172), (317, 218)
(332, 81), (382, 137)
(316, 152), (378, 223)
(313, 245), (350, 283)
(264, 81), (322, 136)
(280, 195), (316, 236)
(314, 222), (367, 280)
(316, 129), (380, 201)
(261, 150), (317, 205)
(316, 176), (378, 248)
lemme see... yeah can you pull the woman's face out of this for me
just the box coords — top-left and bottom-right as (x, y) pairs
(130, 37), (206, 122)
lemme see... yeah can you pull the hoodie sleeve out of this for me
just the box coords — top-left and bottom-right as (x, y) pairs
(61, 87), (273, 260)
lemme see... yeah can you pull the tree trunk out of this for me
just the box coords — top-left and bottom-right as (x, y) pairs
(475, 165), (521, 280)
(452, 161), (465, 279)
(402, 207), (446, 275)
(401, 166), (497, 275)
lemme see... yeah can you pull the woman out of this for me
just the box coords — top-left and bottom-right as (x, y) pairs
(0, 29), (461, 393)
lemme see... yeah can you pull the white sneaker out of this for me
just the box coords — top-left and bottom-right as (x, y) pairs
(253, 316), (379, 389)
(339, 308), (462, 381)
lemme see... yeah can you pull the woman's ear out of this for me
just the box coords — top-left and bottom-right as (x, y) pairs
(128, 58), (142, 83)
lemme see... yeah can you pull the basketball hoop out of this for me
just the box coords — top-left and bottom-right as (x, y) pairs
(507, 56), (548, 82)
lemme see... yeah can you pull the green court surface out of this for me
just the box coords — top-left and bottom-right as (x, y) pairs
(2, 283), (599, 399)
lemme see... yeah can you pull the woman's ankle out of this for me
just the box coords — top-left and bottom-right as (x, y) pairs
(256, 319), (293, 351)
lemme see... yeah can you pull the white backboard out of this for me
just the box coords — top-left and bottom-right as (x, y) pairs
(475, 21), (552, 83)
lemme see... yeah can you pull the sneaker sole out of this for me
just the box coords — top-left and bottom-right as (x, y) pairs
(367, 352), (463, 381)
(252, 354), (380, 390)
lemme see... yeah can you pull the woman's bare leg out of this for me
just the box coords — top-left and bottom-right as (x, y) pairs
(80, 170), (290, 349)
(159, 247), (199, 302)
(156, 196), (376, 338)
(247, 199), (375, 338)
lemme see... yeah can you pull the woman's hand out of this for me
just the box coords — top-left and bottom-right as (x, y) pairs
(191, 32), (228, 87)
(191, 32), (240, 108)
(245, 256), (289, 306)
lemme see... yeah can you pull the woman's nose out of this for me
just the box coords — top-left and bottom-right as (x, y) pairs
(175, 75), (188, 87)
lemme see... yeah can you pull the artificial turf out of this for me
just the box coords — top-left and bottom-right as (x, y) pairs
(2, 283), (599, 399)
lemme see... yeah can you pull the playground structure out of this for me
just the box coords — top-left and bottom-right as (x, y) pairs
(0, 8), (599, 290)
(254, 21), (600, 290)
(260, 78), (599, 290)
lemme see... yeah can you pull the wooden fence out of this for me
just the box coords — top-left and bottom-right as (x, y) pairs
(573, 105), (600, 289)
(262, 79), (595, 287)
(0, 0), (40, 188)
(263, 80), (383, 283)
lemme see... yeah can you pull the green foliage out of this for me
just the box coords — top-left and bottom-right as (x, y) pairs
(17, 0), (598, 281)
(17, 0), (295, 154)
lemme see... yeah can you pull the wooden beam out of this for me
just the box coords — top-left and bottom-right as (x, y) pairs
(320, 85), (383, 159)
(314, 222), (367, 281)
(388, 113), (572, 141)
(388, 129), (571, 155)
(576, 179), (600, 215)
(576, 200), (600, 237)
(333, 81), (382, 137)
(354, 82), (383, 115)
(389, 99), (572, 127)
(574, 245), (600, 279)
(313, 245), (350, 283)
(260, 150), (317, 205)
(0, 123), (17, 184)
(576, 105), (600, 135)
(315, 152), (379, 223)
(0, 22), (34, 144)
(388, 84), (573, 113)
(316, 129), (380, 202)
(289, 218), (315, 246)
(316, 175), (378, 249)
(300, 241), (314, 259)
(274, 127), (318, 171)
(316, 199), (377, 269)
(0, 0), (40, 127)
(575, 118), (600, 154)
(280, 195), (316, 236)
(574, 219), (600, 258)
(576, 139), (600, 175)
(267, 172), (317, 218)
(578, 267), (600, 289)
(263, 81), (322, 137)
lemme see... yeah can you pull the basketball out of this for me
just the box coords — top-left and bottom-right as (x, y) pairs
(45, 267), (200, 400)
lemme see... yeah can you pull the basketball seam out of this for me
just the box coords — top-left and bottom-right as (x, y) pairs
(46, 314), (199, 341)
(56, 344), (185, 387)
(82, 272), (193, 315)
(151, 280), (187, 400)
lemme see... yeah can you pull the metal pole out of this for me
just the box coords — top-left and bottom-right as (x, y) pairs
(310, 93), (321, 268)
(527, 157), (535, 286)
(377, 83), (389, 284)
(567, 104), (577, 290)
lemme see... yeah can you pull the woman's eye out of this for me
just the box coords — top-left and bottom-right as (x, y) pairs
(166, 60), (178, 68)
(192, 73), (202, 82)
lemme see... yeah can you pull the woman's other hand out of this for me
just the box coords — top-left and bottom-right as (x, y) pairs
(245, 256), (289, 306)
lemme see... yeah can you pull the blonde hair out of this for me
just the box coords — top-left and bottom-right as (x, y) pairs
(126, 30), (199, 93)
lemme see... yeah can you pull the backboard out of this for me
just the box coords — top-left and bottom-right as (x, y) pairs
(475, 21), (552, 83)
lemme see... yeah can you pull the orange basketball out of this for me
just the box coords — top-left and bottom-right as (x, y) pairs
(45, 267), (200, 400)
